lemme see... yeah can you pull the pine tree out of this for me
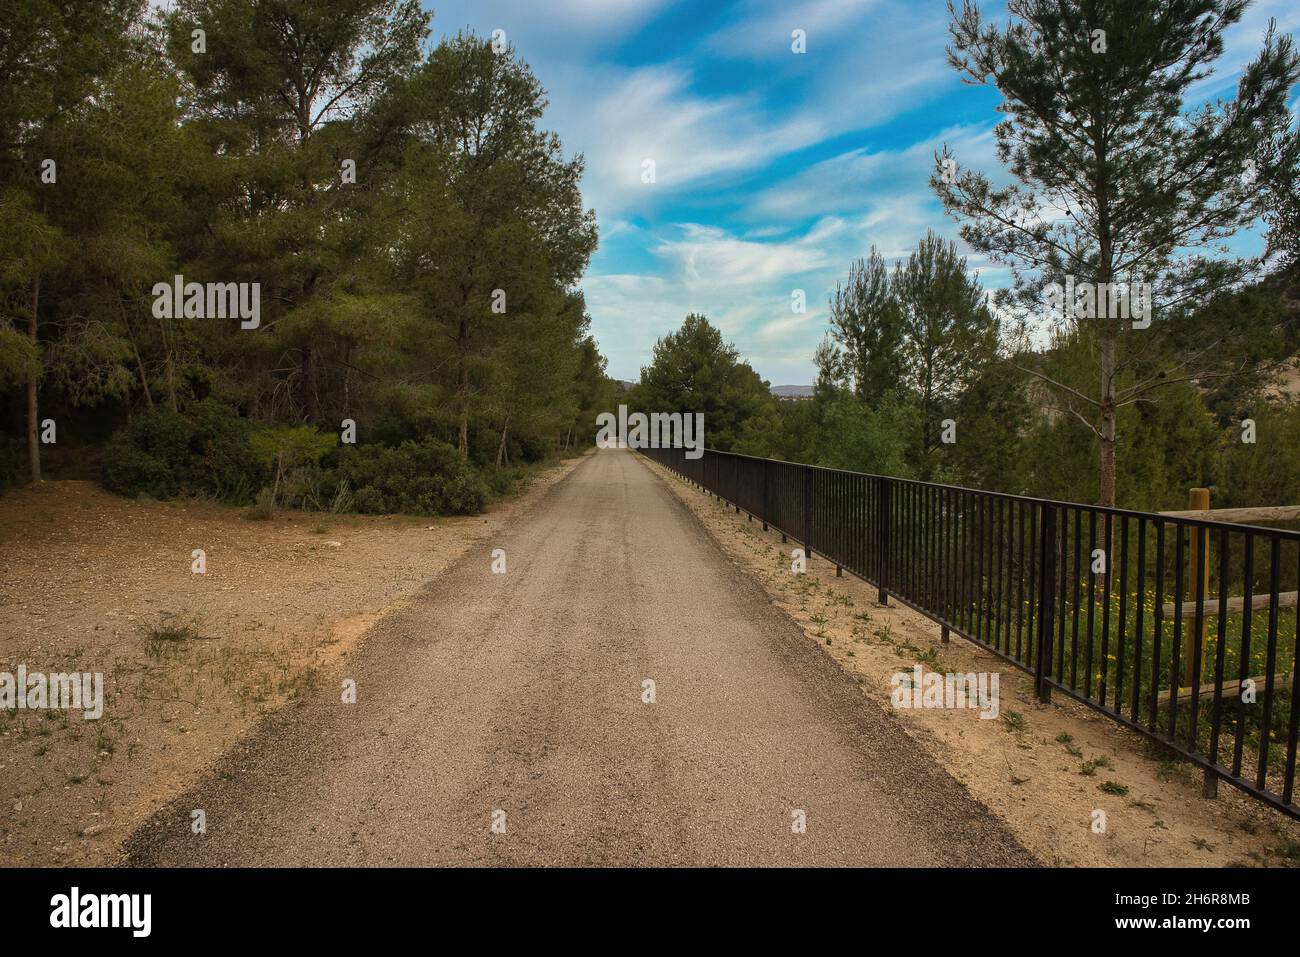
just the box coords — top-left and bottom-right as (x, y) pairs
(934, 0), (1300, 506)
(893, 231), (1000, 478)
(827, 248), (905, 406)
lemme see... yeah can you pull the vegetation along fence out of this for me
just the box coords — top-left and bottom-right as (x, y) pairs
(639, 445), (1300, 820)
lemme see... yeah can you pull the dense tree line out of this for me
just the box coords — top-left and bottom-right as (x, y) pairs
(0, 0), (620, 513)
(637, 259), (1298, 514)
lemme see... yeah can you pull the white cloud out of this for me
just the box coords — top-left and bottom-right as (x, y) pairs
(751, 124), (999, 221)
(545, 62), (823, 219)
(706, 0), (881, 59)
(582, 121), (1015, 385)
(1186, 0), (1300, 102)
(432, 0), (680, 51)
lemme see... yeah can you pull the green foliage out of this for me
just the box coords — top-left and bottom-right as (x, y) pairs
(1216, 403), (1300, 509)
(102, 401), (267, 502)
(102, 408), (194, 500)
(632, 313), (777, 451)
(943, 356), (1031, 492)
(0, 326), (38, 390)
(249, 425), (335, 470)
(100, 405), (500, 517)
(735, 388), (916, 479)
(338, 439), (487, 516)
(1, 2), (608, 492)
(828, 249), (904, 405)
(893, 231), (999, 478)
(187, 398), (263, 502)
(242, 486), (276, 521)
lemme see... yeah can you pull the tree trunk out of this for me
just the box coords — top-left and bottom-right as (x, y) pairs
(1098, 332), (1117, 508)
(1094, 129), (1116, 510)
(26, 274), (40, 484)
(342, 342), (352, 417)
(271, 450), (287, 507)
(496, 417), (510, 468)
(456, 320), (469, 457)
(301, 347), (320, 423)
(133, 342), (154, 408)
(160, 314), (178, 412)
(121, 304), (154, 408)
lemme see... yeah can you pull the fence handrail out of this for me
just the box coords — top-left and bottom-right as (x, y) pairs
(673, 445), (1300, 539)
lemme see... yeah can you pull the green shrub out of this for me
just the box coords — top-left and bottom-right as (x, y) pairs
(329, 476), (354, 514)
(103, 411), (490, 517)
(249, 424), (337, 506)
(102, 408), (193, 499)
(338, 438), (487, 515)
(102, 401), (266, 502)
(481, 463), (535, 498)
(280, 464), (329, 511)
(241, 486), (275, 521)
(187, 398), (264, 502)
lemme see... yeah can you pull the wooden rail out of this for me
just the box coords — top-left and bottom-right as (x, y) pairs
(1159, 505), (1300, 524)
(1171, 671), (1296, 705)
(1161, 591), (1300, 618)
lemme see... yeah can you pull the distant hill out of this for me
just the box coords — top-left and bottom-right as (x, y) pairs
(771, 384), (814, 400)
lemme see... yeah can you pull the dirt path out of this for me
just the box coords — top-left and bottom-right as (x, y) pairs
(124, 449), (1035, 866)
(0, 458), (581, 865)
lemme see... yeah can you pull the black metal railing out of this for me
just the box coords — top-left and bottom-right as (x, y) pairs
(640, 445), (1300, 820)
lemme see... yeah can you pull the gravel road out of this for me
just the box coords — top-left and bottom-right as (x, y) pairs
(124, 448), (1036, 866)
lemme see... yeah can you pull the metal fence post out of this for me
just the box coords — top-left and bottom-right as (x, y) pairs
(878, 478), (890, 606)
(1035, 504), (1057, 704)
(762, 460), (769, 531)
(803, 466), (813, 564)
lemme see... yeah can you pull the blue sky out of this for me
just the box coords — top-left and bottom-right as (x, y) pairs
(425, 0), (1300, 385)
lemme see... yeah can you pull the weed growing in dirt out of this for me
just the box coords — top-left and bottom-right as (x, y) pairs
(242, 486), (276, 520)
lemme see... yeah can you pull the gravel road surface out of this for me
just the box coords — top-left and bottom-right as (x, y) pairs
(125, 448), (1036, 866)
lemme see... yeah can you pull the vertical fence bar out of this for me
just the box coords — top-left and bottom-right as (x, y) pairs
(1231, 536), (1255, 779)
(1035, 504), (1057, 703)
(1205, 527), (1231, 798)
(1283, 558), (1300, 806)
(878, 478), (890, 605)
(1113, 514), (1129, 717)
(1257, 536), (1283, 791)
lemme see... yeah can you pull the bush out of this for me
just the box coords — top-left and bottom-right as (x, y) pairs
(187, 398), (264, 502)
(102, 410), (491, 517)
(481, 463), (533, 498)
(102, 408), (193, 499)
(102, 401), (266, 502)
(241, 486), (275, 521)
(338, 438), (487, 515)
(280, 464), (329, 511)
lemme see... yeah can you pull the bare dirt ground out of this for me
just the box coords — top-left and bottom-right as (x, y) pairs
(125, 449), (1034, 867)
(642, 456), (1300, 868)
(0, 454), (585, 866)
